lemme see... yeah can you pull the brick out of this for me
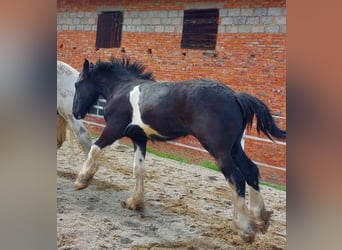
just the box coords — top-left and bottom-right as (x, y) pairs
(138, 11), (148, 18)
(84, 25), (92, 31)
(142, 19), (150, 25)
(279, 25), (286, 33)
(161, 18), (172, 25)
(233, 17), (246, 24)
(136, 26), (145, 32)
(246, 17), (259, 25)
(155, 25), (164, 32)
(164, 26), (174, 33)
(260, 16), (273, 24)
(265, 25), (280, 33)
(254, 8), (267, 16)
(241, 8), (254, 16)
(251, 25), (264, 33)
(168, 10), (178, 17)
(238, 25), (252, 33)
(268, 7), (282, 16)
(129, 11), (139, 18)
(225, 25), (238, 33)
(228, 8), (240, 17)
(88, 18), (96, 25)
(221, 17), (233, 25)
(151, 18), (161, 25)
(132, 18), (142, 25)
(275, 16), (286, 25)
(158, 11), (167, 18)
(219, 9), (228, 16)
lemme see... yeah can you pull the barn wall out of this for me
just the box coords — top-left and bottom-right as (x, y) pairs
(57, 0), (286, 185)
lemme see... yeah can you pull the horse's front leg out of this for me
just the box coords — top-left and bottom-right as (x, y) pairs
(66, 114), (92, 155)
(74, 124), (121, 190)
(74, 144), (102, 190)
(122, 139), (147, 211)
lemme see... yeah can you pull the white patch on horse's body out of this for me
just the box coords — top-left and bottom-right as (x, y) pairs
(129, 86), (165, 138)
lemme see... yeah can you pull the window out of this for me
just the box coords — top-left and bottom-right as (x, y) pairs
(95, 11), (123, 49)
(181, 9), (219, 50)
(89, 97), (106, 116)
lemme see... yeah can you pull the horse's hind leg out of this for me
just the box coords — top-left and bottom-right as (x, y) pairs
(216, 154), (258, 243)
(232, 140), (272, 234)
(122, 138), (147, 211)
(57, 113), (67, 149)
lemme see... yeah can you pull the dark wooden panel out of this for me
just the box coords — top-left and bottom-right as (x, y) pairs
(183, 24), (218, 33)
(95, 11), (123, 49)
(181, 9), (218, 50)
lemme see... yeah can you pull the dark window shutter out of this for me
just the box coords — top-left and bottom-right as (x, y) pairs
(96, 11), (123, 49)
(181, 9), (219, 50)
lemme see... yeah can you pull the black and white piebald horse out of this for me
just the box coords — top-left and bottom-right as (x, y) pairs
(72, 57), (286, 243)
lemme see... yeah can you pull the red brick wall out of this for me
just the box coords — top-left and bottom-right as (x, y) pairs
(57, 0), (286, 185)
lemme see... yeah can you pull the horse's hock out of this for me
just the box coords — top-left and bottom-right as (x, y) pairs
(57, 134), (286, 249)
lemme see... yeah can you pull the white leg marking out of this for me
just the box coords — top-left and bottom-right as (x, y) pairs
(133, 146), (145, 202)
(248, 185), (272, 234)
(233, 193), (251, 232)
(231, 189), (257, 243)
(74, 145), (101, 190)
(124, 146), (145, 210)
(248, 186), (265, 218)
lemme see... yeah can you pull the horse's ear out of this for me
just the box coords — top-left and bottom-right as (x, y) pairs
(82, 59), (90, 76)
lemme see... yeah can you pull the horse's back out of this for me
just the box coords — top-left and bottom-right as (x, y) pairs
(136, 79), (243, 140)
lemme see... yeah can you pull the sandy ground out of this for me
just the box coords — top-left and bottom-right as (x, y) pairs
(57, 133), (286, 249)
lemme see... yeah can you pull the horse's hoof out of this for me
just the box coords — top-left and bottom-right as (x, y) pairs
(240, 232), (256, 243)
(74, 178), (90, 190)
(121, 201), (127, 208)
(233, 220), (257, 243)
(257, 210), (273, 234)
(121, 199), (144, 211)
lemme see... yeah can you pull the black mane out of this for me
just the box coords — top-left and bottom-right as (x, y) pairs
(90, 57), (155, 81)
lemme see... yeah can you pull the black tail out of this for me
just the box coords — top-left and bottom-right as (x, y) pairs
(234, 92), (286, 141)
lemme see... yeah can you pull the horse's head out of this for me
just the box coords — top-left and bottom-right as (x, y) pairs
(73, 59), (99, 120)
